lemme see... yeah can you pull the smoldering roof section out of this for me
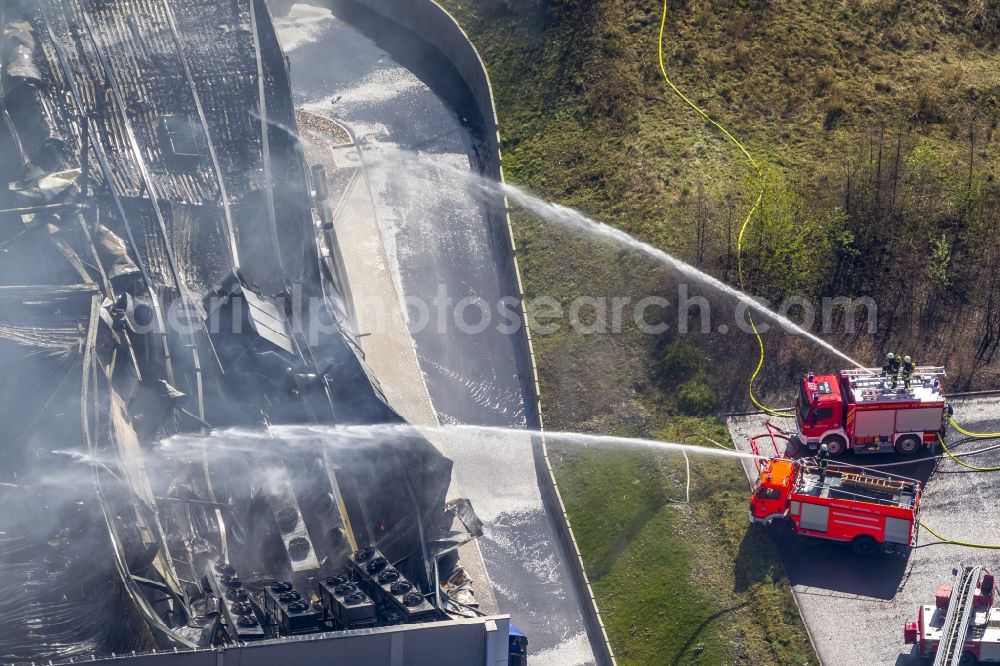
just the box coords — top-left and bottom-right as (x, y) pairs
(0, 0), (476, 659)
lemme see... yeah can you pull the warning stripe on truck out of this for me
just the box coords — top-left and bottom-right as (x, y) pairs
(831, 511), (880, 523)
(832, 518), (883, 531)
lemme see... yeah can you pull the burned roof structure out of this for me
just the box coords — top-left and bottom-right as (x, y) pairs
(0, 1), (477, 661)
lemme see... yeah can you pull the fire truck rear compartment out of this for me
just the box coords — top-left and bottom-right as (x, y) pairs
(855, 408), (942, 439)
(793, 471), (917, 545)
(914, 567), (1000, 664)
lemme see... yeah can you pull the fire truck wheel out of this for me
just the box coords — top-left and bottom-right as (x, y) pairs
(850, 535), (879, 558)
(895, 435), (921, 456)
(766, 519), (795, 540)
(821, 435), (847, 456)
(959, 651), (978, 666)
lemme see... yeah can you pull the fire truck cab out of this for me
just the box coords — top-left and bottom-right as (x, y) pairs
(795, 367), (949, 456)
(750, 458), (921, 556)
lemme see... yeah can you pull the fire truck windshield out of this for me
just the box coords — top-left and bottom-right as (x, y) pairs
(797, 385), (811, 421)
(756, 487), (782, 500)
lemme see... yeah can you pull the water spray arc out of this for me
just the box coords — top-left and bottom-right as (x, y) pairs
(158, 422), (767, 464)
(364, 145), (865, 371)
(495, 180), (865, 370)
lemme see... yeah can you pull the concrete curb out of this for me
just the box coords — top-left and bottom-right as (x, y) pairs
(332, 1), (616, 663)
(946, 389), (1000, 398)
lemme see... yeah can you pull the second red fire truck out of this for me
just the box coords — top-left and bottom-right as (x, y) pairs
(793, 366), (950, 456)
(749, 456), (922, 556)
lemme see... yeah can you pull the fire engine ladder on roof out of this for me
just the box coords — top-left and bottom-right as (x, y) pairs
(839, 471), (908, 495)
(841, 366), (946, 381)
(842, 367), (947, 400)
(933, 565), (982, 666)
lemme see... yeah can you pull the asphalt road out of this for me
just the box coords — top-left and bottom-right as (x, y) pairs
(276, 4), (597, 663)
(728, 395), (1000, 666)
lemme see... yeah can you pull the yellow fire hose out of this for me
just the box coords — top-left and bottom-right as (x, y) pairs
(938, 433), (1000, 472)
(920, 521), (1000, 550)
(948, 417), (1000, 440)
(657, 0), (790, 418)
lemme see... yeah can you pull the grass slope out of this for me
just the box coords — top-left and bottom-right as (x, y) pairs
(435, 0), (821, 662)
(553, 418), (813, 664)
(443, 0), (1000, 394)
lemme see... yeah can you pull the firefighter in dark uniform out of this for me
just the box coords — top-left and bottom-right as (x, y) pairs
(883, 352), (901, 389)
(817, 443), (830, 483)
(901, 355), (915, 389)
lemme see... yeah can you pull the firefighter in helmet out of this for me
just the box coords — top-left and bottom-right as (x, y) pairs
(817, 443), (830, 483)
(901, 355), (915, 389)
(883, 352), (901, 389)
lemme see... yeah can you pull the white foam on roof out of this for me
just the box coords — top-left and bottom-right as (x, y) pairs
(273, 4), (335, 52)
(330, 67), (424, 112)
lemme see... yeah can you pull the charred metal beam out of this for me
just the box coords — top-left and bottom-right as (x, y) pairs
(36, 3), (178, 384)
(0, 201), (86, 215)
(248, 0), (283, 278)
(0, 283), (99, 299)
(159, 0), (240, 270)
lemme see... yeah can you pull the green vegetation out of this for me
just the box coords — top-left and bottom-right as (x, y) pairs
(435, 0), (1000, 662)
(444, 0), (1000, 388)
(658, 341), (718, 415)
(555, 418), (811, 664)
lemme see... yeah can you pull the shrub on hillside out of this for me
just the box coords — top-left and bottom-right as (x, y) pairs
(929, 233), (952, 291)
(676, 379), (719, 416)
(744, 165), (834, 298)
(733, 43), (751, 68)
(812, 67), (835, 97)
(968, 0), (1000, 33)
(658, 340), (702, 383)
(824, 89), (847, 130)
(913, 83), (946, 124)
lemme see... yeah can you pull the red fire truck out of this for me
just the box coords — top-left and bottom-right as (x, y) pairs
(794, 366), (950, 456)
(749, 457), (922, 556)
(905, 566), (999, 665)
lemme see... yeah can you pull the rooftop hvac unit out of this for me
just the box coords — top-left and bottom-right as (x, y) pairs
(349, 548), (438, 622)
(263, 581), (321, 635)
(205, 562), (264, 642)
(317, 574), (377, 629)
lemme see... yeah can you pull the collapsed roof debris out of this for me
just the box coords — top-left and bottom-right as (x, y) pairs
(0, 0), (480, 661)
